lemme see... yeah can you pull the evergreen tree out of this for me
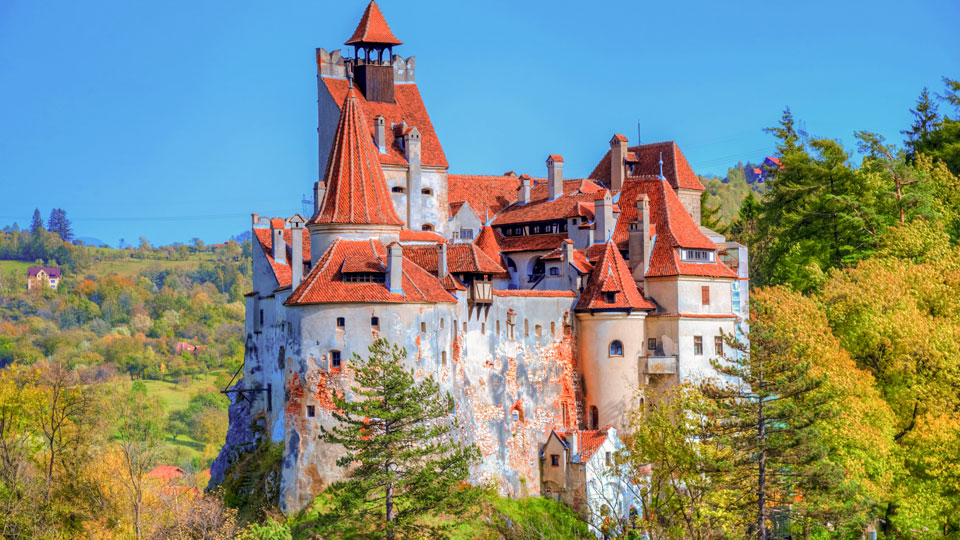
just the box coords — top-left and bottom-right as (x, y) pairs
(699, 190), (725, 233)
(318, 339), (479, 540)
(907, 78), (960, 176)
(46, 208), (73, 242)
(702, 292), (841, 540)
(30, 209), (43, 235)
(901, 87), (940, 145)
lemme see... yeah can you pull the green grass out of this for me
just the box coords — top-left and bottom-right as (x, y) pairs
(0, 259), (34, 278)
(140, 370), (226, 412)
(84, 258), (207, 278)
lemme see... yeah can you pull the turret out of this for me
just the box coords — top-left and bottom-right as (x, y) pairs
(345, 1), (402, 103)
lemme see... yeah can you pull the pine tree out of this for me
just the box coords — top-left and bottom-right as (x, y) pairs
(699, 190), (725, 233)
(46, 208), (73, 242)
(318, 339), (479, 540)
(902, 87), (940, 145)
(30, 209), (43, 235)
(702, 293), (841, 540)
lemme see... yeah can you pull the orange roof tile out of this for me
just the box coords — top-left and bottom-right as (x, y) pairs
(590, 141), (704, 191)
(147, 465), (186, 482)
(448, 175), (521, 219)
(440, 274), (467, 291)
(492, 290), (577, 298)
(541, 246), (594, 273)
(345, 1), (403, 46)
(253, 226), (311, 288)
(312, 86), (404, 227)
(575, 242), (654, 311)
(577, 430), (610, 462)
(500, 233), (567, 253)
(548, 154), (564, 162)
(286, 239), (456, 305)
(322, 78), (448, 168)
(492, 179), (604, 226)
(402, 244), (505, 275)
(398, 229), (447, 243)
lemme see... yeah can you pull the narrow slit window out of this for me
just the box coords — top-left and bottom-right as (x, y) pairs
(694, 336), (703, 355)
(306, 405), (315, 417)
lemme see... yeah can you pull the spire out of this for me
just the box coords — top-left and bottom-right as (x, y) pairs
(311, 87), (404, 227)
(345, 1), (403, 46)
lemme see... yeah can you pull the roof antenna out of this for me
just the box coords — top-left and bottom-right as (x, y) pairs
(485, 209), (489, 226)
(658, 152), (664, 179)
(637, 120), (641, 146)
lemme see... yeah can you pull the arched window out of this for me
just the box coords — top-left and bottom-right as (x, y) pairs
(421, 223), (434, 232)
(590, 406), (599, 430)
(421, 188), (433, 196)
(391, 186), (406, 193)
(609, 340), (624, 357)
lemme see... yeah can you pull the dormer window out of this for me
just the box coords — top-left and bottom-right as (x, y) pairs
(343, 272), (385, 283)
(681, 249), (715, 263)
(605, 292), (616, 303)
(391, 186), (405, 194)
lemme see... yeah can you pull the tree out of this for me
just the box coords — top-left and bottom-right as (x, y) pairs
(907, 77), (960, 176)
(30, 209), (44, 235)
(113, 380), (166, 540)
(46, 208), (73, 242)
(855, 131), (935, 225)
(318, 339), (480, 540)
(31, 361), (91, 501)
(699, 191), (725, 233)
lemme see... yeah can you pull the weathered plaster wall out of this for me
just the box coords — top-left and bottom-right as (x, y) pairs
(575, 313), (645, 429)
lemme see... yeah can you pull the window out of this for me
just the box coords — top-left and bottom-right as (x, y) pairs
(715, 335), (724, 355)
(681, 249), (714, 262)
(421, 188), (433, 196)
(694, 336), (703, 355)
(306, 405), (316, 417)
(421, 321), (426, 333)
(331, 350), (342, 368)
(549, 267), (559, 276)
(605, 452), (612, 466)
(550, 454), (560, 468)
(421, 223), (434, 231)
(259, 309), (264, 327)
(550, 322), (556, 335)
(701, 285), (710, 306)
(524, 319), (529, 337)
(647, 338), (656, 350)
(371, 316), (379, 327)
(590, 406), (599, 430)
(460, 228), (474, 240)
(440, 318), (444, 329)
(343, 273), (385, 283)
(605, 292), (616, 304)
(462, 321), (467, 332)
(535, 324), (542, 337)
(441, 351), (447, 366)
(609, 340), (623, 357)
(391, 186), (405, 193)
(496, 320), (500, 335)
(562, 403), (569, 427)
(336, 317), (345, 329)
(512, 409), (520, 422)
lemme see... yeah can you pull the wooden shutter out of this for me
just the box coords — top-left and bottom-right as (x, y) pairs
(701, 285), (710, 305)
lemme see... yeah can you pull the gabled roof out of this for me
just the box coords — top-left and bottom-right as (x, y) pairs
(402, 243), (505, 276)
(541, 246), (594, 273)
(398, 229), (447, 244)
(590, 141), (704, 191)
(286, 239), (455, 305)
(321, 79), (448, 169)
(500, 233), (568, 253)
(614, 178), (736, 279)
(345, 1), (403, 46)
(448, 174), (522, 220)
(313, 86), (404, 227)
(253, 226), (312, 288)
(492, 178), (605, 226)
(544, 428), (612, 463)
(27, 267), (61, 278)
(575, 242), (654, 311)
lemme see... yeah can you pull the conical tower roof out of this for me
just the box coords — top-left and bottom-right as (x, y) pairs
(312, 86), (404, 227)
(345, 1), (403, 46)
(575, 241), (654, 312)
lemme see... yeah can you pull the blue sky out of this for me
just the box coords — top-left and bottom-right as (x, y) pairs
(1, 0), (957, 246)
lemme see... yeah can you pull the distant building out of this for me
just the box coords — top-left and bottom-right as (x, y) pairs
(747, 156), (783, 183)
(26, 267), (61, 290)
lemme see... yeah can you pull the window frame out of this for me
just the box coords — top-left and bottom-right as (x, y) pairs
(331, 350), (342, 369)
(693, 336), (703, 355)
(609, 340), (624, 357)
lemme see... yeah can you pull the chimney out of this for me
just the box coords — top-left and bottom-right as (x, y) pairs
(547, 154), (563, 201)
(561, 239), (576, 291)
(271, 219), (285, 264)
(289, 215), (305, 288)
(313, 181), (325, 218)
(570, 430), (579, 459)
(387, 242), (403, 294)
(518, 174), (532, 205)
(628, 194), (651, 282)
(438, 242), (448, 278)
(593, 190), (614, 244)
(404, 126), (422, 229)
(374, 115), (386, 154)
(609, 134), (627, 191)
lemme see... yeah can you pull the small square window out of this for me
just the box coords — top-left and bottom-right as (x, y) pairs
(371, 316), (379, 327)
(550, 454), (560, 468)
(647, 338), (657, 350)
(336, 317), (345, 328)
(693, 336), (703, 355)
(605, 292), (616, 303)
(549, 267), (559, 276)
(306, 405), (315, 417)
(331, 351), (341, 368)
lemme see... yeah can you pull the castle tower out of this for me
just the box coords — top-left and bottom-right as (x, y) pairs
(345, 1), (402, 103)
(308, 85), (404, 260)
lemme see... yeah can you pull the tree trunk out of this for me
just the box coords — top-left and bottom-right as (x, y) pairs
(385, 477), (394, 540)
(757, 360), (767, 540)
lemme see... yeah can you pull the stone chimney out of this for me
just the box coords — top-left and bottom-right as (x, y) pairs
(313, 181), (325, 218)
(438, 242), (448, 278)
(271, 219), (285, 264)
(374, 115), (386, 154)
(547, 154), (563, 201)
(561, 239), (576, 291)
(609, 134), (628, 191)
(518, 174), (532, 205)
(387, 242), (403, 294)
(593, 190), (614, 244)
(289, 215), (305, 288)
(404, 126), (422, 229)
(628, 194), (652, 283)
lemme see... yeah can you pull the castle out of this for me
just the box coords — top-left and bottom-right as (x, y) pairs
(215, 1), (749, 516)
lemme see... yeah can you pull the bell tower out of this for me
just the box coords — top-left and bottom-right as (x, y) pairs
(345, 1), (402, 103)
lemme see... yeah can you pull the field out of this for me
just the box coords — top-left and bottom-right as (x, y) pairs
(83, 257), (209, 278)
(0, 259), (32, 278)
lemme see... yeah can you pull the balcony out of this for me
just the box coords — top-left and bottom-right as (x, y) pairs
(644, 355), (678, 375)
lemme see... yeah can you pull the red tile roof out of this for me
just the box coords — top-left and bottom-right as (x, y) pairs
(27, 266), (61, 278)
(492, 179), (604, 226)
(474, 225), (503, 262)
(312, 87), (404, 227)
(448, 175), (521, 219)
(613, 177), (736, 279)
(541, 247), (594, 273)
(398, 229), (447, 243)
(575, 242), (654, 311)
(345, 1), (403, 46)
(441, 274), (467, 291)
(147, 465), (186, 482)
(577, 430), (610, 462)
(590, 141), (704, 191)
(270, 217), (285, 228)
(548, 154), (564, 162)
(492, 290), (576, 298)
(322, 78), (448, 168)
(402, 243), (505, 275)
(500, 233), (567, 253)
(611, 134), (628, 142)
(286, 239), (455, 305)
(253, 226), (312, 288)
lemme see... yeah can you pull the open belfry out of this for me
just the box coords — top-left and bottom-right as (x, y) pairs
(224, 1), (749, 514)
